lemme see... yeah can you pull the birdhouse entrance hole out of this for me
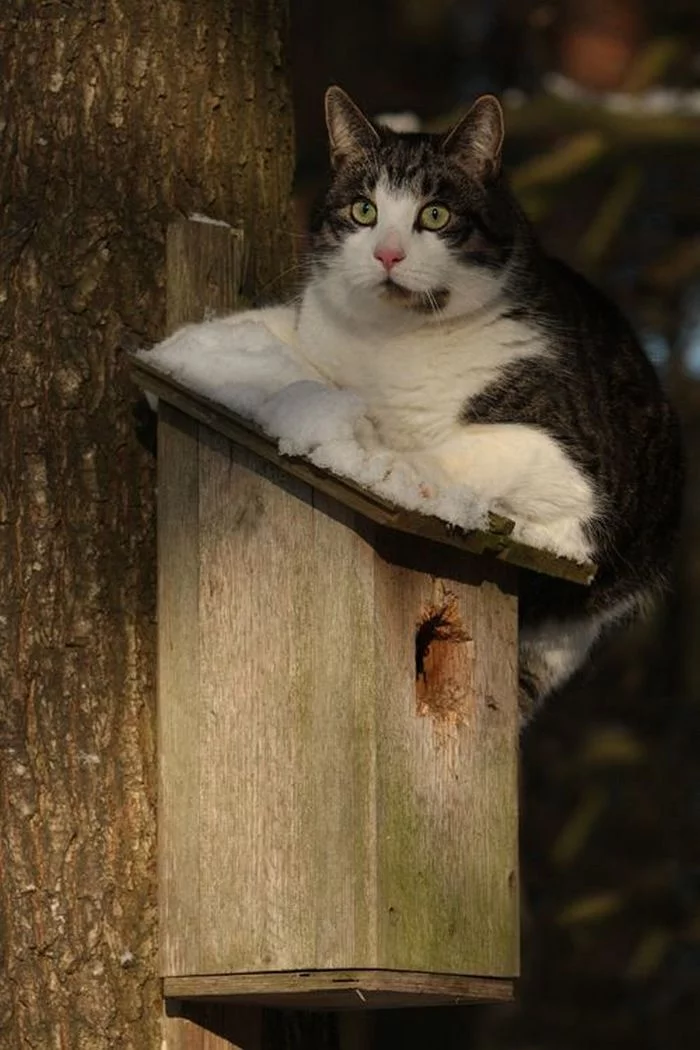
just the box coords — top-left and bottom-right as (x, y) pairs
(415, 588), (475, 726)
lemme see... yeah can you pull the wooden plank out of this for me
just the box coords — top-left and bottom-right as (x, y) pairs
(161, 217), (260, 1049)
(159, 404), (202, 976)
(159, 216), (245, 979)
(196, 431), (318, 972)
(303, 493), (379, 968)
(167, 219), (245, 332)
(193, 448), (381, 974)
(132, 356), (595, 586)
(372, 534), (519, 977)
(163, 970), (515, 1008)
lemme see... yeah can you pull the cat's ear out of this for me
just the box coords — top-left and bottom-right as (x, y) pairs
(324, 86), (380, 169)
(443, 95), (504, 181)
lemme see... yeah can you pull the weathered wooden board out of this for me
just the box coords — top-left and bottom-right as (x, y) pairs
(163, 970), (514, 1010)
(157, 402), (519, 1001)
(159, 409), (202, 977)
(372, 535), (519, 975)
(166, 219), (245, 333)
(161, 216), (252, 1049)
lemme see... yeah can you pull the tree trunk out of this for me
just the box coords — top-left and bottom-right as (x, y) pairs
(0, 2), (294, 1047)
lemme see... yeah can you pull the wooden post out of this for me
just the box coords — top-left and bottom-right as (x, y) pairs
(161, 217), (255, 1050)
(165, 219), (246, 335)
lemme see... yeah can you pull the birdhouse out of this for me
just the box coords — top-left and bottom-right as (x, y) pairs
(132, 219), (592, 1013)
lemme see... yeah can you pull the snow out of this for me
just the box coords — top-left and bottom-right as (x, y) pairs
(188, 212), (232, 227)
(502, 88), (527, 109)
(138, 319), (489, 532)
(374, 111), (422, 133)
(543, 72), (700, 116)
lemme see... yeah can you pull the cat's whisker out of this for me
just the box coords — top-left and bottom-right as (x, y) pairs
(425, 289), (448, 323)
(254, 258), (321, 298)
(268, 226), (314, 242)
(424, 290), (438, 319)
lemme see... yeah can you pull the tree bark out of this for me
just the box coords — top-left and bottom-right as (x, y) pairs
(0, 2), (294, 1048)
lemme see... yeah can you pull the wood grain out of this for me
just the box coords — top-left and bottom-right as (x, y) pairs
(159, 408), (520, 991)
(163, 970), (515, 1009)
(303, 494), (379, 967)
(160, 215), (258, 1050)
(167, 220), (246, 332)
(159, 406), (202, 976)
(372, 537), (519, 977)
(196, 432), (316, 973)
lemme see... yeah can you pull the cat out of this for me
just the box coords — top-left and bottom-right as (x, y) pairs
(158, 87), (684, 719)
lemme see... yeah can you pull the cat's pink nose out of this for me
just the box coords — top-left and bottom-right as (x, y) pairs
(374, 245), (405, 272)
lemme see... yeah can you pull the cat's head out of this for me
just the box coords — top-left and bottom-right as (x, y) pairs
(308, 87), (525, 322)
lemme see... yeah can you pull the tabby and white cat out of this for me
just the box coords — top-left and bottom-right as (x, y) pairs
(166, 87), (684, 718)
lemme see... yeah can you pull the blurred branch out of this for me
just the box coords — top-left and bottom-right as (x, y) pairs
(577, 165), (642, 269)
(427, 95), (700, 149)
(550, 787), (608, 867)
(421, 32), (700, 313)
(502, 95), (700, 147)
(626, 928), (672, 979)
(620, 36), (683, 93)
(556, 890), (624, 926)
(511, 131), (605, 192)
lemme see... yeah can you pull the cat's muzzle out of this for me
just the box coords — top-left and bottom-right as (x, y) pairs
(379, 279), (450, 313)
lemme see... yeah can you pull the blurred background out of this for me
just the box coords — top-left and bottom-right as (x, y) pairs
(290, 3), (700, 1047)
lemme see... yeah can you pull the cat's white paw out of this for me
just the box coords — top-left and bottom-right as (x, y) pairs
(396, 449), (459, 492)
(353, 413), (385, 454)
(510, 516), (593, 563)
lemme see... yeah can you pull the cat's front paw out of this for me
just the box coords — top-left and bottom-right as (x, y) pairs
(353, 413), (385, 454)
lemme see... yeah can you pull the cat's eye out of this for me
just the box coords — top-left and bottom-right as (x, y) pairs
(418, 203), (451, 231)
(350, 199), (377, 226)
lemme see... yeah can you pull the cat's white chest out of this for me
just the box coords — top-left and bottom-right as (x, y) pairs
(297, 287), (545, 451)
